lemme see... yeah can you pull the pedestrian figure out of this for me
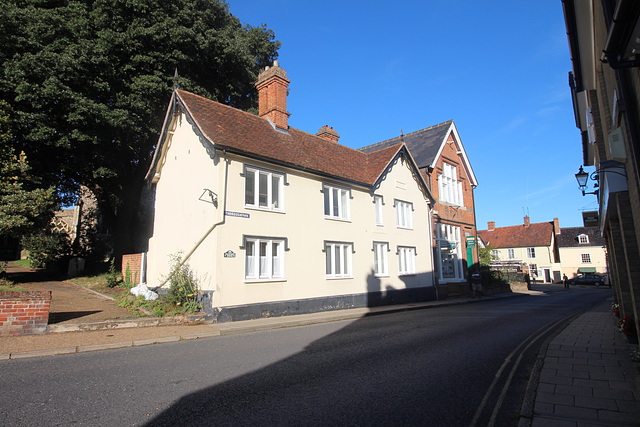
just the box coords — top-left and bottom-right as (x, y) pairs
(471, 268), (482, 298)
(563, 273), (569, 289)
(524, 273), (531, 290)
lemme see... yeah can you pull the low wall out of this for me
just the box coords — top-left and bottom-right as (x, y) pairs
(122, 253), (143, 285)
(0, 291), (51, 336)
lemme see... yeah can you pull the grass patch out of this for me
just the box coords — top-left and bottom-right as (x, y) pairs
(68, 274), (202, 318)
(13, 259), (31, 268)
(0, 285), (27, 292)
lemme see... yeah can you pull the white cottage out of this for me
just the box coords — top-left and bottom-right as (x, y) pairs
(145, 63), (436, 321)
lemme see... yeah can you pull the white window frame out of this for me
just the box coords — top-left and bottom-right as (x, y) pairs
(527, 247), (536, 259)
(581, 253), (592, 263)
(373, 242), (389, 277)
(507, 248), (515, 259)
(244, 236), (286, 282)
(374, 195), (384, 226)
(578, 234), (589, 244)
(491, 249), (499, 260)
(398, 246), (416, 275)
(325, 241), (353, 279)
(438, 162), (463, 206)
(244, 166), (285, 212)
(323, 184), (350, 221)
(395, 199), (413, 229)
(436, 223), (463, 281)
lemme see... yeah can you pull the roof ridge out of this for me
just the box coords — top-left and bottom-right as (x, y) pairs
(358, 119), (453, 151)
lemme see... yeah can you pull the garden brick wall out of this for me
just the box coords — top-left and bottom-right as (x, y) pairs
(0, 291), (51, 336)
(122, 253), (143, 285)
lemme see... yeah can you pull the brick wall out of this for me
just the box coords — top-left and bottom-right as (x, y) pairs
(0, 291), (51, 336)
(122, 253), (143, 285)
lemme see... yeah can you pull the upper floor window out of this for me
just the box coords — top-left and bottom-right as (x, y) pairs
(578, 234), (589, 244)
(244, 236), (285, 281)
(438, 162), (463, 206)
(373, 242), (389, 276)
(508, 248), (515, 259)
(244, 166), (284, 211)
(323, 184), (350, 220)
(491, 249), (499, 260)
(325, 241), (353, 279)
(395, 200), (413, 229)
(527, 247), (536, 259)
(398, 246), (416, 275)
(374, 195), (384, 225)
(581, 253), (591, 263)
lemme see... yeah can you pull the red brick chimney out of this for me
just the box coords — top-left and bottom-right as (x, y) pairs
(255, 61), (290, 130)
(524, 215), (530, 227)
(553, 217), (560, 234)
(488, 221), (495, 231)
(316, 125), (340, 143)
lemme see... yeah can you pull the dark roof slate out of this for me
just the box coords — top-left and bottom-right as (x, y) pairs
(359, 120), (453, 169)
(477, 221), (554, 248)
(556, 227), (605, 247)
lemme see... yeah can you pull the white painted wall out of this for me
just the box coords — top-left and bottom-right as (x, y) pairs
(147, 112), (434, 311)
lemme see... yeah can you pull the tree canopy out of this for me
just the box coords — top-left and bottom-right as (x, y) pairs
(0, 0), (280, 257)
(0, 101), (57, 238)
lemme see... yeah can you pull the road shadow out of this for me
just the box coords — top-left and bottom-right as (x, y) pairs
(147, 272), (485, 426)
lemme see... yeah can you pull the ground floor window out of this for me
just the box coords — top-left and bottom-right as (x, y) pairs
(325, 241), (353, 279)
(398, 246), (416, 275)
(244, 237), (285, 281)
(373, 242), (389, 276)
(436, 223), (463, 280)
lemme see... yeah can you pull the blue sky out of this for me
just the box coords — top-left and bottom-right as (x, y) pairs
(228, 0), (596, 230)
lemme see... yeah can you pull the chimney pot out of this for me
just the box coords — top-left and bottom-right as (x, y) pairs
(524, 216), (530, 227)
(316, 125), (340, 143)
(488, 221), (495, 231)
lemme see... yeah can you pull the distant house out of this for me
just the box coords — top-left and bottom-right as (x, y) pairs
(360, 121), (478, 297)
(478, 216), (560, 283)
(556, 226), (607, 280)
(145, 62), (436, 321)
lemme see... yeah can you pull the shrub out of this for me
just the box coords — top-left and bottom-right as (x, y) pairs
(20, 233), (68, 268)
(164, 253), (201, 314)
(106, 258), (121, 288)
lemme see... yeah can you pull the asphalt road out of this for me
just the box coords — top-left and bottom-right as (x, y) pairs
(0, 287), (610, 426)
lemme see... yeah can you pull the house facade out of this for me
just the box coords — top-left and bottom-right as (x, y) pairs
(556, 226), (608, 280)
(145, 63), (436, 321)
(563, 0), (640, 335)
(360, 121), (478, 297)
(478, 216), (560, 283)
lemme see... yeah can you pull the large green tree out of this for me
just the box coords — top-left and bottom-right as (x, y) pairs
(0, 0), (279, 259)
(0, 100), (58, 238)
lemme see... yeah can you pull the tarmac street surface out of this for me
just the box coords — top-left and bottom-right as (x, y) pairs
(2, 281), (634, 427)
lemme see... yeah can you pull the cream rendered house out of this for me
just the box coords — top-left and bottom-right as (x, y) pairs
(145, 63), (436, 321)
(557, 227), (608, 281)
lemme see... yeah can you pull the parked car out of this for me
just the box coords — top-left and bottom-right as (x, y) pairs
(569, 273), (606, 287)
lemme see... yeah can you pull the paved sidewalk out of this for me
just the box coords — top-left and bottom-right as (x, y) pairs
(521, 300), (640, 427)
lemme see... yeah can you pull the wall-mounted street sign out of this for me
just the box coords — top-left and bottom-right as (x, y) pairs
(466, 236), (476, 248)
(225, 211), (250, 219)
(582, 211), (599, 227)
(224, 250), (236, 258)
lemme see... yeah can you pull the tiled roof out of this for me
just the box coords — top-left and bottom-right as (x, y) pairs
(478, 221), (554, 248)
(359, 120), (453, 169)
(557, 227), (605, 247)
(149, 90), (429, 193)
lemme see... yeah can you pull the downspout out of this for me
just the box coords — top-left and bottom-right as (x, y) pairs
(154, 149), (229, 289)
(428, 206), (438, 300)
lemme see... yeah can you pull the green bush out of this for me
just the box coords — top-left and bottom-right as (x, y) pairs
(164, 253), (201, 314)
(20, 233), (68, 268)
(106, 258), (121, 288)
